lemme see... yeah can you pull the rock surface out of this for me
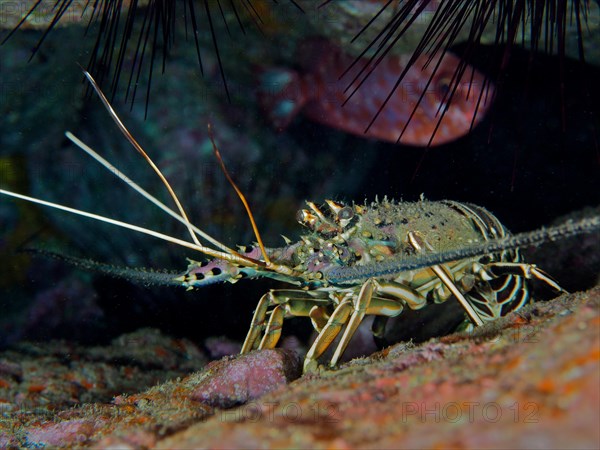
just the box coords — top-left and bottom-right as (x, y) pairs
(190, 349), (301, 408)
(1, 287), (598, 448)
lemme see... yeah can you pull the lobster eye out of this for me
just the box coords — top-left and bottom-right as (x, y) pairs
(338, 206), (354, 221)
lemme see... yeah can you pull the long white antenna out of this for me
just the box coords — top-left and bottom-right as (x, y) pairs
(65, 131), (236, 256)
(0, 189), (262, 267)
(76, 69), (262, 265)
(0, 69), (304, 278)
(81, 70), (203, 249)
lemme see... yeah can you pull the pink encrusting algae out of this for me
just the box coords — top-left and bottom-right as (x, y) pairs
(258, 39), (494, 146)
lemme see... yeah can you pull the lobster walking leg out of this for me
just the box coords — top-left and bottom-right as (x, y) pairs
(242, 290), (332, 353)
(330, 279), (377, 366)
(241, 292), (272, 353)
(328, 282), (420, 366)
(408, 231), (485, 326)
(322, 279), (427, 369)
(478, 262), (566, 293)
(259, 305), (286, 349)
(304, 300), (354, 372)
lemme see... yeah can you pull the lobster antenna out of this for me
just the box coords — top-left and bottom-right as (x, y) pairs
(64, 131), (246, 259)
(0, 188), (263, 267)
(81, 69), (203, 249)
(26, 248), (184, 287)
(207, 124), (272, 265)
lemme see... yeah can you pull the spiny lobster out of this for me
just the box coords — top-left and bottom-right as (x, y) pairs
(1, 72), (598, 373)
